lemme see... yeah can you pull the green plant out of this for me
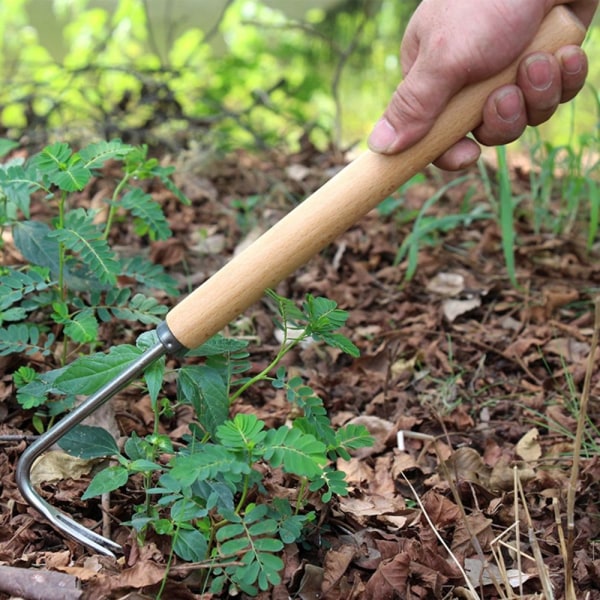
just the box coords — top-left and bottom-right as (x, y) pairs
(0, 138), (186, 430)
(57, 290), (372, 596)
(393, 176), (492, 281)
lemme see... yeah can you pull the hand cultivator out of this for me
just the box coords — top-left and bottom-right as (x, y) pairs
(15, 8), (585, 556)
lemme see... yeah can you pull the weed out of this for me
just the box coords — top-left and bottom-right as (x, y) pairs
(56, 290), (372, 596)
(0, 139), (186, 430)
(392, 176), (491, 281)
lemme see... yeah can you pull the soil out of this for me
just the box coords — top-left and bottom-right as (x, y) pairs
(1, 141), (600, 599)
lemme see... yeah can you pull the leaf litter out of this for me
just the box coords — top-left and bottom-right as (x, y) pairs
(1, 143), (600, 599)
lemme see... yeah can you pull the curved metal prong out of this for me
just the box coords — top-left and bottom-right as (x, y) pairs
(15, 322), (185, 554)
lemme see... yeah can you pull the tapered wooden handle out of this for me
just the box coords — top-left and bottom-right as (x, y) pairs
(166, 6), (586, 350)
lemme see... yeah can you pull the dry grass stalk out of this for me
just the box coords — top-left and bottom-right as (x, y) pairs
(564, 298), (599, 599)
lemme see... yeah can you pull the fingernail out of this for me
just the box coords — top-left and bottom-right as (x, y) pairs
(368, 118), (398, 153)
(560, 48), (583, 75)
(495, 89), (521, 123)
(525, 55), (552, 91)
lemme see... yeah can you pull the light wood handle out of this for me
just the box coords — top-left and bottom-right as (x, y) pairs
(166, 6), (585, 350)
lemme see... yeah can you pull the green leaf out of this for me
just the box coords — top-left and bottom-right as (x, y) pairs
(82, 465), (129, 499)
(59, 424), (121, 459)
(187, 333), (249, 357)
(79, 139), (134, 170)
(0, 138), (19, 158)
(12, 221), (61, 276)
(169, 445), (250, 487)
(120, 187), (171, 240)
(144, 354), (165, 407)
(55, 345), (142, 396)
(33, 142), (72, 174)
(33, 143), (92, 191)
(64, 310), (99, 344)
(52, 157), (91, 192)
(216, 414), (266, 454)
(263, 426), (326, 478)
(49, 208), (119, 284)
(110, 292), (167, 325)
(173, 528), (208, 562)
(177, 365), (229, 437)
(334, 423), (374, 456)
(0, 163), (40, 218)
(0, 323), (54, 357)
(119, 255), (179, 295)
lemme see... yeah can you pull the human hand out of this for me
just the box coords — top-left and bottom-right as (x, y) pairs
(368, 0), (598, 170)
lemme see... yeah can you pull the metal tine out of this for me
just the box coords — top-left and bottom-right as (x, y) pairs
(16, 323), (186, 555)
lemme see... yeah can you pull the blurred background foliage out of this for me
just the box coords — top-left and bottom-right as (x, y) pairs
(0, 0), (598, 152)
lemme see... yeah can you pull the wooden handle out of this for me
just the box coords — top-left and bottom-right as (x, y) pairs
(166, 6), (585, 350)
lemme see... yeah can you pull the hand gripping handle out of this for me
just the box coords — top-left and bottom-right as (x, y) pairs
(166, 7), (586, 350)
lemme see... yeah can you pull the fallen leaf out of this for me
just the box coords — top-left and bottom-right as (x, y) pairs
(516, 428), (542, 462)
(442, 297), (481, 322)
(30, 451), (102, 487)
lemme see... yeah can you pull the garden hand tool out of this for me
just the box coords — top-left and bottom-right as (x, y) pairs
(15, 7), (586, 556)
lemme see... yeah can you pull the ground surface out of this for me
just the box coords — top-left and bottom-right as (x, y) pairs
(1, 142), (600, 599)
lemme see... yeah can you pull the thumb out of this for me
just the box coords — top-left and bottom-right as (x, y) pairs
(368, 62), (463, 155)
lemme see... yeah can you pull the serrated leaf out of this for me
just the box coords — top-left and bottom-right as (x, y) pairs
(144, 354), (165, 407)
(173, 528), (208, 562)
(177, 365), (229, 437)
(59, 424), (120, 459)
(120, 187), (171, 240)
(55, 345), (141, 395)
(82, 465), (129, 499)
(49, 208), (119, 284)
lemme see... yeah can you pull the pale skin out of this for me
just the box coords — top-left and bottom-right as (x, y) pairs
(368, 0), (599, 170)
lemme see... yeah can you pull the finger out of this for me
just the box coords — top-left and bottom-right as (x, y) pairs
(517, 53), (562, 126)
(472, 86), (528, 147)
(433, 137), (482, 171)
(367, 61), (463, 155)
(556, 45), (588, 103)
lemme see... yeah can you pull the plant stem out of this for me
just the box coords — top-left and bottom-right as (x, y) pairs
(57, 191), (67, 301)
(103, 174), (131, 240)
(229, 334), (305, 403)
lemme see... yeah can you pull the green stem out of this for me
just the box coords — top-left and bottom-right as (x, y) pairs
(57, 190), (67, 301)
(229, 333), (306, 403)
(103, 174), (131, 240)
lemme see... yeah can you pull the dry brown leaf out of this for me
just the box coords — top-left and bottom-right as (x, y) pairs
(515, 428), (542, 462)
(426, 272), (465, 296)
(322, 545), (356, 595)
(442, 447), (491, 488)
(30, 451), (102, 487)
(443, 297), (481, 322)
